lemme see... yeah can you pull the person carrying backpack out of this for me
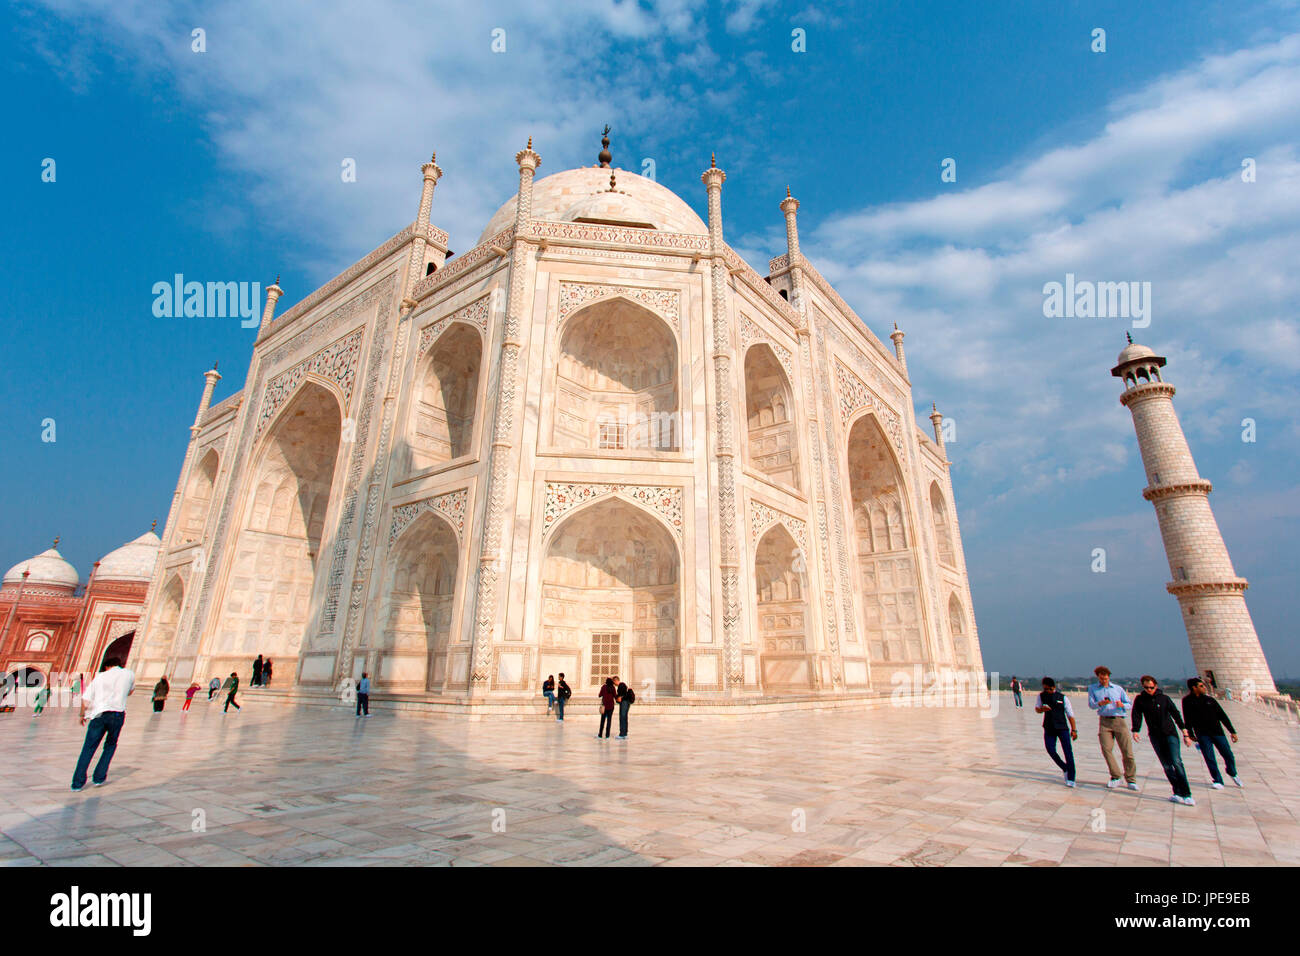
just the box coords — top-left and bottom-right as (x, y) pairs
(615, 676), (635, 740)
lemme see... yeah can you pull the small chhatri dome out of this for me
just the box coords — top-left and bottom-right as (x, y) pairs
(2, 543), (79, 592)
(96, 528), (163, 582)
(1116, 338), (1158, 366)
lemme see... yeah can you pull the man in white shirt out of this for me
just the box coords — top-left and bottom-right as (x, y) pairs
(71, 657), (135, 791)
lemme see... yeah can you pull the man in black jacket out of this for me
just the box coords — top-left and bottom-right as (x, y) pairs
(1132, 676), (1195, 804)
(1034, 678), (1078, 787)
(1182, 678), (1242, 789)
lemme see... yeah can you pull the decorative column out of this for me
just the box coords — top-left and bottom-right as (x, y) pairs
(140, 364), (220, 676)
(891, 323), (908, 375)
(703, 155), (743, 690)
(403, 153), (443, 308)
(929, 403), (946, 462)
(468, 137), (539, 693)
(256, 278), (284, 338)
(781, 186), (844, 688)
(1112, 338), (1278, 696)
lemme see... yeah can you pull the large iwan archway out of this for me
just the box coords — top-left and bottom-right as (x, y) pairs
(181, 449), (219, 542)
(847, 414), (923, 667)
(540, 497), (680, 693)
(215, 381), (342, 667)
(552, 299), (678, 452)
(379, 511), (458, 691)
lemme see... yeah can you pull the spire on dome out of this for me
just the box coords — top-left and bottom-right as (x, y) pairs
(151, 519), (157, 533)
(598, 125), (612, 168)
(1127, 331), (1133, 344)
(710, 152), (716, 169)
(52, 536), (59, 549)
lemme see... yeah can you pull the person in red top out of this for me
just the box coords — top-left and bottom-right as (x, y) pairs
(596, 677), (616, 739)
(182, 682), (202, 712)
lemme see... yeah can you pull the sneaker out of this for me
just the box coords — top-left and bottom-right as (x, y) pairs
(1169, 795), (1182, 803)
(1211, 782), (1224, 790)
(70, 785), (83, 792)
(1126, 782), (1139, 791)
(617, 735), (626, 740)
(1066, 780), (1076, 788)
(1182, 796), (1196, 806)
(1233, 776), (1243, 788)
(1106, 778), (1122, 789)
(92, 781), (106, 788)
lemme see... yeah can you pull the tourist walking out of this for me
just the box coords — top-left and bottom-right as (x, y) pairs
(1010, 676), (1023, 708)
(1132, 676), (1194, 805)
(1182, 677), (1242, 789)
(262, 658), (273, 687)
(33, 684), (51, 716)
(182, 682), (201, 712)
(71, 657), (135, 791)
(252, 655), (263, 687)
(615, 676), (634, 739)
(1034, 678), (1078, 787)
(543, 675), (556, 714)
(597, 677), (616, 738)
(555, 674), (571, 721)
(208, 676), (220, 700)
(1088, 665), (1138, 790)
(152, 675), (170, 713)
(356, 672), (371, 717)
(222, 672), (241, 712)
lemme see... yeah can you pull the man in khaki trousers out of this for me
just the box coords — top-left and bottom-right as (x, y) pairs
(1088, 666), (1138, 790)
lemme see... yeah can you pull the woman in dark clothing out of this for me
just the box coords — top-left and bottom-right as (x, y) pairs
(152, 676), (170, 713)
(596, 678), (616, 738)
(262, 659), (273, 687)
(252, 655), (264, 687)
(1132, 676), (1195, 804)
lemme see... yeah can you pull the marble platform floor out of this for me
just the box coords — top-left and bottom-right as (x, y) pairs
(1, 690), (1296, 866)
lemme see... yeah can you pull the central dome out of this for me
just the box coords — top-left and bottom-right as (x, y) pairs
(477, 166), (707, 244)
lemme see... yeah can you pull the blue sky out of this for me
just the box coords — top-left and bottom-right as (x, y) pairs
(3, 0), (1297, 678)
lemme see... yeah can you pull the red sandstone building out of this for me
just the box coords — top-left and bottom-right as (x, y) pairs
(0, 529), (160, 692)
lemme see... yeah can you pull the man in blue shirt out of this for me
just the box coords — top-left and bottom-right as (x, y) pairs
(1088, 665), (1138, 790)
(356, 672), (371, 717)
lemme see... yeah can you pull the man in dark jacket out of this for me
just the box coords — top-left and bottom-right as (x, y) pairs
(1034, 678), (1078, 787)
(1132, 676), (1195, 804)
(555, 674), (571, 722)
(1182, 677), (1242, 789)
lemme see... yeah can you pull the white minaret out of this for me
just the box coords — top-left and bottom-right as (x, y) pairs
(1112, 336), (1278, 697)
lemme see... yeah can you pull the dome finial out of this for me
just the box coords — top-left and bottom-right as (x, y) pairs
(598, 125), (612, 168)
(786, 185), (791, 198)
(52, 536), (60, 550)
(710, 152), (716, 169)
(1126, 331), (1133, 344)
(151, 519), (157, 533)
(526, 136), (532, 150)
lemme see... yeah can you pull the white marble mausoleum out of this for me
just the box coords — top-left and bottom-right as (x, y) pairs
(132, 133), (984, 706)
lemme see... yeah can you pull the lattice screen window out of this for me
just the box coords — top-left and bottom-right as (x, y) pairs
(598, 422), (626, 450)
(590, 632), (621, 685)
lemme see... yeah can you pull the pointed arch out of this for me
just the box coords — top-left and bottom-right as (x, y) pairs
(847, 412), (923, 666)
(948, 592), (970, 666)
(930, 481), (956, 568)
(753, 522), (813, 691)
(744, 343), (800, 490)
(216, 380), (343, 669)
(147, 573), (185, 656)
(540, 496), (680, 694)
(380, 509), (459, 691)
(408, 322), (483, 474)
(182, 448), (220, 542)
(552, 297), (679, 452)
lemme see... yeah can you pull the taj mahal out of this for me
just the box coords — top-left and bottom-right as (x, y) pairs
(111, 133), (983, 707)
